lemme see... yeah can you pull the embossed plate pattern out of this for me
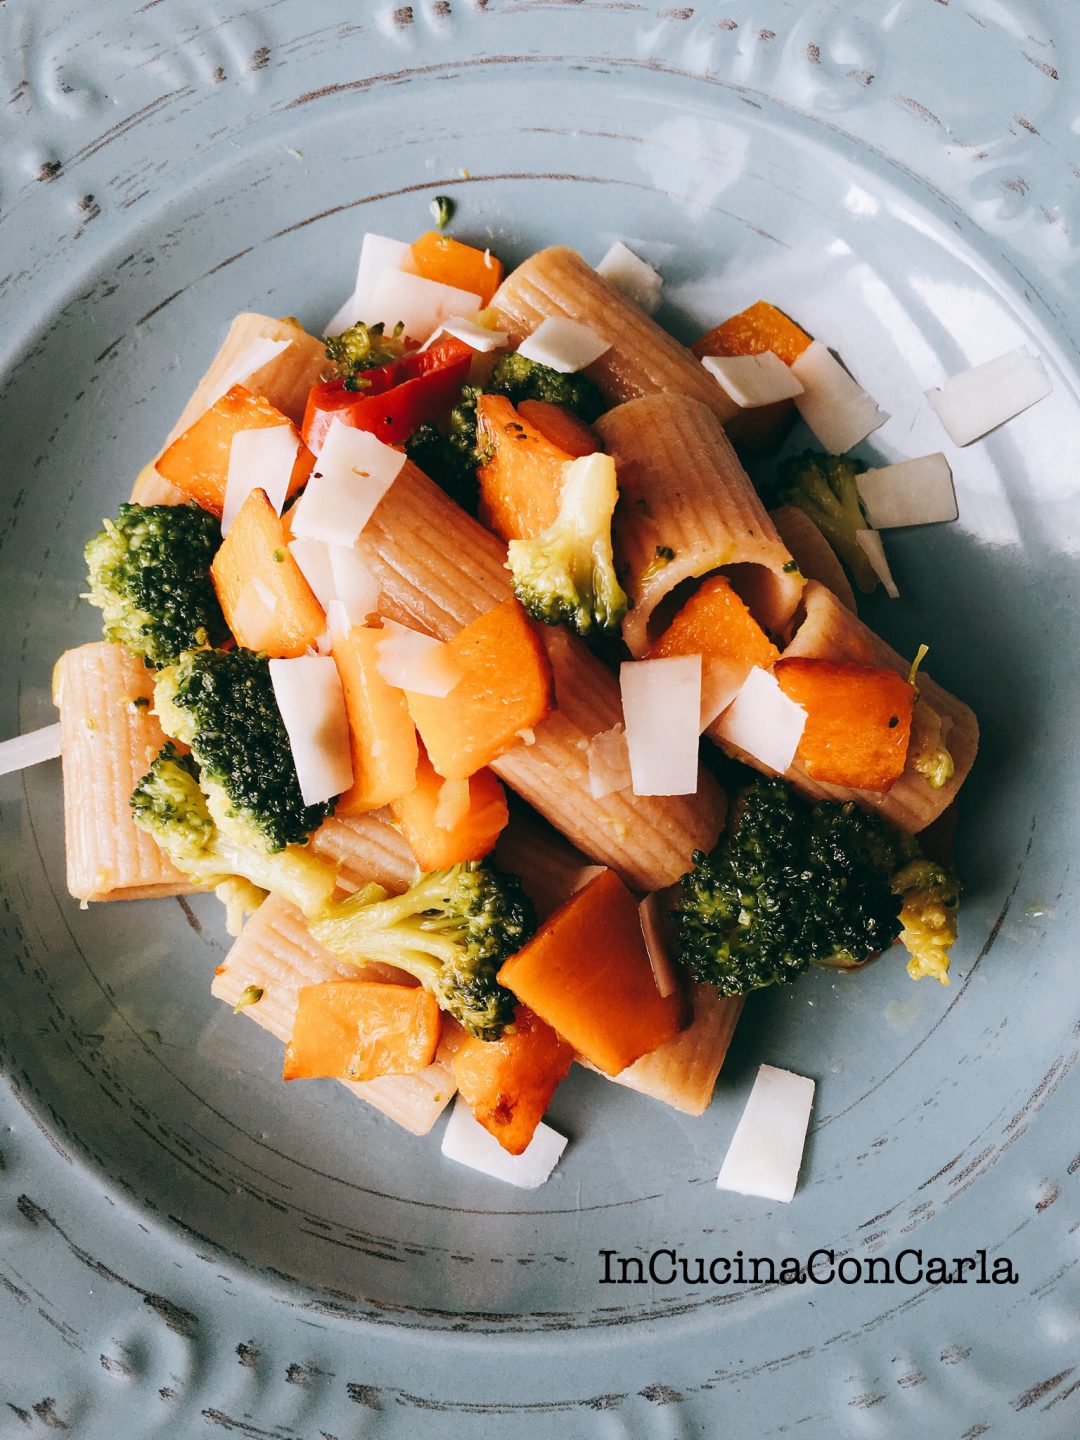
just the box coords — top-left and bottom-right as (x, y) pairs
(1, 2), (1078, 1435)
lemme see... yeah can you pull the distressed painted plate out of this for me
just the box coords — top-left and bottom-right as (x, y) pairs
(1, 2), (1078, 1435)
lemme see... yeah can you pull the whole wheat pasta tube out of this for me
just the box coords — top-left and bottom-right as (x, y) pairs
(769, 504), (856, 612)
(491, 247), (738, 425)
(357, 459), (726, 891)
(308, 812), (418, 895)
(495, 806), (592, 921)
(53, 643), (198, 902)
(596, 394), (806, 651)
(586, 985), (744, 1116)
(721, 581), (978, 833)
(211, 893), (460, 1135)
(130, 314), (326, 505)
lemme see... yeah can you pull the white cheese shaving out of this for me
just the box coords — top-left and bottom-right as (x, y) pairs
(638, 893), (678, 999)
(620, 656), (702, 796)
(421, 315), (509, 353)
(700, 351), (804, 408)
(221, 426), (300, 536)
(855, 529), (900, 598)
(375, 621), (461, 698)
(586, 723), (632, 800)
(328, 545), (381, 622)
(207, 337), (291, 408)
(289, 420), (405, 540)
(325, 233), (413, 335)
(925, 345), (1051, 445)
(365, 269), (481, 343)
(268, 655), (353, 806)
(287, 538), (337, 610)
(716, 1064), (815, 1203)
(441, 1098), (567, 1189)
(595, 241), (664, 314)
(790, 341), (888, 454)
(0, 723), (62, 777)
(712, 667), (806, 774)
(856, 453), (958, 529)
(517, 317), (611, 374)
(699, 658), (751, 733)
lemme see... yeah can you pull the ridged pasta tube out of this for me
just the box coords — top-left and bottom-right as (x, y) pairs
(491, 246), (739, 424)
(596, 393), (806, 651)
(769, 503), (856, 612)
(210, 892), (461, 1136)
(53, 642), (198, 901)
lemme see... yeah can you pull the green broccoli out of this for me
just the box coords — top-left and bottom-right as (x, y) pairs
(130, 746), (335, 918)
(405, 384), (489, 512)
(776, 450), (878, 593)
(84, 502), (228, 667)
(310, 862), (533, 1040)
(506, 453), (628, 637)
(324, 321), (407, 389)
(487, 351), (605, 422)
(154, 648), (332, 854)
(674, 776), (960, 996)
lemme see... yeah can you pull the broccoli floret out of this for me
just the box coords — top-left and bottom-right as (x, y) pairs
(488, 352), (605, 422)
(324, 321), (407, 388)
(507, 453), (628, 637)
(154, 648), (332, 853)
(776, 450), (879, 594)
(310, 862), (533, 1040)
(675, 776), (961, 995)
(84, 502), (228, 667)
(405, 385), (488, 512)
(130, 746), (335, 917)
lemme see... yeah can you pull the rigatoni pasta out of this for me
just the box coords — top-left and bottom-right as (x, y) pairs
(769, 504), (856, 612)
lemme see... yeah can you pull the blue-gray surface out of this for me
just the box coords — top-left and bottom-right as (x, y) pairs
(0, 1), (1078, 1435)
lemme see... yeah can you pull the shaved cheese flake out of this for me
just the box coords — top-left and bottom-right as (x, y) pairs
(700, 657), (751, 732)
(221, 427), (300, 535)
(375, 621), (461, 698)
(441, 1097), (567, 1188)
(207, 337), (291, 408)
(287, 538), (336, 610)
(517, 317), (611, 374)
(713, 667), (806, 774)
(269, 656), (352, 806)
(434, 777), (472, 832)
(701, 351), (804, 408)
(328, 545), (381, 622)
(856, 453), (957, 529)
(855, 529), (899, 599)
(586, 723), (632, 799)
(324, 599), (352, 641)
(0, 723), (62, 777)
(791, 341), (888, 454)
(716, 1064), (815, 1203)
(290, 420), (405, 538)
(639, 893), (679, 999)
(620, 656), (701, 797)
(925, 345), (1051, 445)
(366, 269), (481, 344)
(422, 315), (509, 353)
(595, 241), (664, 314)
(325, 233), (412, 334)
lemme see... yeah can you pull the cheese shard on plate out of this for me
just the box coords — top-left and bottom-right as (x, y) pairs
(925, 345), (1051, 445)
(855, 528), (900, 599)
(716, 1063), (815, 1203)
(596, 241), (664, 314)
(517, 317), (611, 373)
(441, 1098), (567, 1188)
(289, 420), (405, 541)
(325, 232), (412, 335)
(269, 655), (353, 806)
(790, 341), (888, 454)
(712, 667), (806, 774)
(856, 453), (957, 529)
(700, 351), (804, 408)
(620, 656), (702, 797)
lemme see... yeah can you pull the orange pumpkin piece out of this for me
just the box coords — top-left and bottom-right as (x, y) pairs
(211, 488), (325, 657)
(284, 980), (441, 1082)
(391, 747), (508, 871)
(405, 598), (555, 780)
(410, 231), (505, 307)
(692, 302), (814, 452)
(156, 385), (315, 517)
(516, 399), (601, 458)
(774, 657), (914, 791)
(475, 394), (573, 542)
(332, 624), (419, 816)
(650, 575), (781, 670)
(452, 1004), (573, 1155)
(498, 868), (684, 1077)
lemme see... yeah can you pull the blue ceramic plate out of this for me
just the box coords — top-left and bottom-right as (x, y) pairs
(2, 2), (1078, 1435)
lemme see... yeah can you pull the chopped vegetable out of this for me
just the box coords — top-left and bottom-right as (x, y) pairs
(649, 574), (780, 674)
(411, 231), (504, 308)
(498, 868), (684, 1076)
(715, 1063), (815, 1203)
(507, 453), (628, 637)
(391, 747), (508, 871)
(405, 599), (555, 780)
(774, 657), (914, 791)
(233, 984), (264, 1014)
(516, 398), (600, 457)
(452, 1003), (573, 1155)
(430, 195), (455, 230)
(311, 860), (532, 1040)
(156, 385), (314, 517)
(475, 393), (572, 542)
(211, 488), (326, 658)
(331, 623), (419, 815)
(85, 501), (228, 667)
(776, 450), (879, 594)
(283, 980), (441, 1081)
(323, 320), (408, 386)
(691, 300), (813, 367)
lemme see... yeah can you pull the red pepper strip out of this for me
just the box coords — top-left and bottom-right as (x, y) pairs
(302, 337), (473, 452)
